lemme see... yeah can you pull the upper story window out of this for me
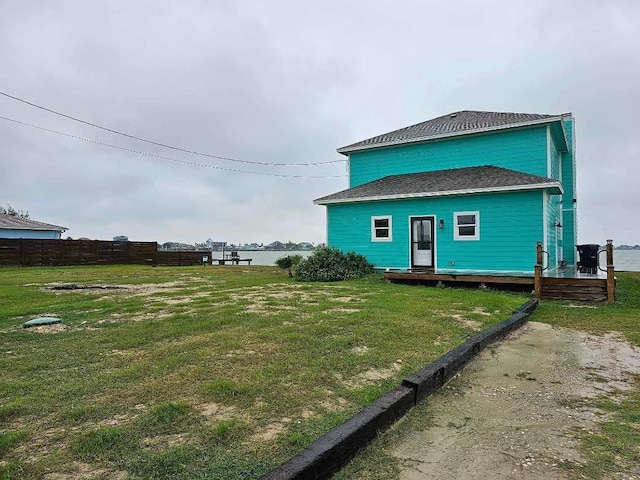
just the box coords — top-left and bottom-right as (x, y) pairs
(371, 216), (392, 242)
(454, 211), (479, 240)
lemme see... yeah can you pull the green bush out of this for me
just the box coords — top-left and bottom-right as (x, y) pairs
(275, 254), (304, 278)
(294, 247), (374, 282)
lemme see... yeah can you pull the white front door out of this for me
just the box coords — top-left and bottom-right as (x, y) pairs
(411, 217), (434, 268)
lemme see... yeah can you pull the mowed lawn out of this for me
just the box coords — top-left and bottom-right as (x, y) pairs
(0, 265), (526, 479)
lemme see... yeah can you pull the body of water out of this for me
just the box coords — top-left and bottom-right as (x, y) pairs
(611, 249), (640, 271)
(214, 249), (640, 271)
(214, 250), (314, 266)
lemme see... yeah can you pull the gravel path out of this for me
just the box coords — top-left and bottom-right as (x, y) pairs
(391, 321), (640, 479)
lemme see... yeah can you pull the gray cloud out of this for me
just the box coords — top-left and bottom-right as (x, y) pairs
(1, 0), (639, 245)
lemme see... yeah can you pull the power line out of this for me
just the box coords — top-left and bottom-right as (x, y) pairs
(0, 115), (347, 179)
(0, 90), (345, 167)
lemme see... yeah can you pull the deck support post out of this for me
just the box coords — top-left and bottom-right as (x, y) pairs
(534, 242), (543, 299)
(606, 239), (615, 304)
(536, 241), (543, 266)
(534, 265), (542, 299)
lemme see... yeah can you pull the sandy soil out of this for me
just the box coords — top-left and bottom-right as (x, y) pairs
(391, 321), (640, 479)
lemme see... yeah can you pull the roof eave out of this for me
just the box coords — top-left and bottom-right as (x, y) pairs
(336, 116), (566, 155)
(557, 113), (571, 152)
(314, 182), (564, 205)
(0, 225), (67, 232)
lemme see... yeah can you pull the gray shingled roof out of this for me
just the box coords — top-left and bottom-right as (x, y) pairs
(314, 166), (562, 205)
(0, 214), (67, 231)
(337, 110), (564, 154)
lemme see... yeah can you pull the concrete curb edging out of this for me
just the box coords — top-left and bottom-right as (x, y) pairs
(261, 298), (539, 480)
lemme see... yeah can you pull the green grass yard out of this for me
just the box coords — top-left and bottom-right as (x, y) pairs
(0, 265), (526, 479)
(336, 272), (640, 479)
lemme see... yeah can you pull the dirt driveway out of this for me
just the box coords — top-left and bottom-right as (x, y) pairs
(390, 322), (640, 479)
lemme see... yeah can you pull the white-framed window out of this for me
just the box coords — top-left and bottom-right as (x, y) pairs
(454, 211), (479, 240)
(371, 216), (392, 242)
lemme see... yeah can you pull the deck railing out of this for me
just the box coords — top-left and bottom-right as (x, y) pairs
(534, 240), (615, 303)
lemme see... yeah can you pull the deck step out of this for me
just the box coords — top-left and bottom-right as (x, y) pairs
(540, 277), (608, 301)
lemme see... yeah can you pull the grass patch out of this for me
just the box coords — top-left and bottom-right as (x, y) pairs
(0, 264), (526, 478)
(0, 460), (41, 480)
(562, 379), (640, 479)
(135, 401), (193, 435)
(73, 426), (140, 462)
(129, 444), (271, 480)
(0, 430), (30, 455)
(532, 271), (640, 346)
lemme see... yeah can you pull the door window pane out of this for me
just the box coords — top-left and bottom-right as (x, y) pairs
(417, 220), (431, 249)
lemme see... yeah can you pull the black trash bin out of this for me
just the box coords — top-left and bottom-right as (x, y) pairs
(576, 244), (599, 274)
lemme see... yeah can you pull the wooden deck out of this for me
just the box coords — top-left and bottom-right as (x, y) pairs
(540, 276), (608, 301)
(383, 270), (534, 286)
(383, 263), (614, 302)
(383, 242), (617, 302)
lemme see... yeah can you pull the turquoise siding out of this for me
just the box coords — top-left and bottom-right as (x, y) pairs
(348, 126), (549, 187)
(562, 118), (576, 203)
(545, 125), (563, 267)
(327, 190), (544, 273)
(545, 192), (562, 268)
(562, 208), (576, 264)
(326, 117), (579, 270)
(0, 229), (62, 239)
(548, 129), (560, 180)
(561, 118), (577, 264)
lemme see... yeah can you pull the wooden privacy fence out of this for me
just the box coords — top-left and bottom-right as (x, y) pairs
(0, 239), (212, 267)
(156, 250), (212, 266)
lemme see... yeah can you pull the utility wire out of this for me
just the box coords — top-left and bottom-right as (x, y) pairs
(0, 115), (347, 179)
(0, 90), (345, 167)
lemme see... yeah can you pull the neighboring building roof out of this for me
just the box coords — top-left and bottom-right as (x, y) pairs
(0, 214), (67, 232)
(314, 165), (563, 205)
(337, 110), (570, 154)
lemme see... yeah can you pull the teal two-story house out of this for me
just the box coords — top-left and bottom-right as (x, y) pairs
(315, 111), (577, 274)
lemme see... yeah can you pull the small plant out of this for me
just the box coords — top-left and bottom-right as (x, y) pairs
(275, 254), (303, 278)
(294, 246), (374, 282)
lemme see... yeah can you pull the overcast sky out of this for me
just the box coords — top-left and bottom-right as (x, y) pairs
(1, 1), (639, 245)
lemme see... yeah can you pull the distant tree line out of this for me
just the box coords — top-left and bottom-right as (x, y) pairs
(159, 239), (319, 251)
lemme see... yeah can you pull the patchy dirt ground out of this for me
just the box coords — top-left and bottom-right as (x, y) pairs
(391, 321), (640, 479)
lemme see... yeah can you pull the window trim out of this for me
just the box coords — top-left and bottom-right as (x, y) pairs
(453, 211), (480, 241)
(371, 216), (393, 242)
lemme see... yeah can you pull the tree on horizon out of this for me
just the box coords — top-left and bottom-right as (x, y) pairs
(0, 204), (29, 218)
